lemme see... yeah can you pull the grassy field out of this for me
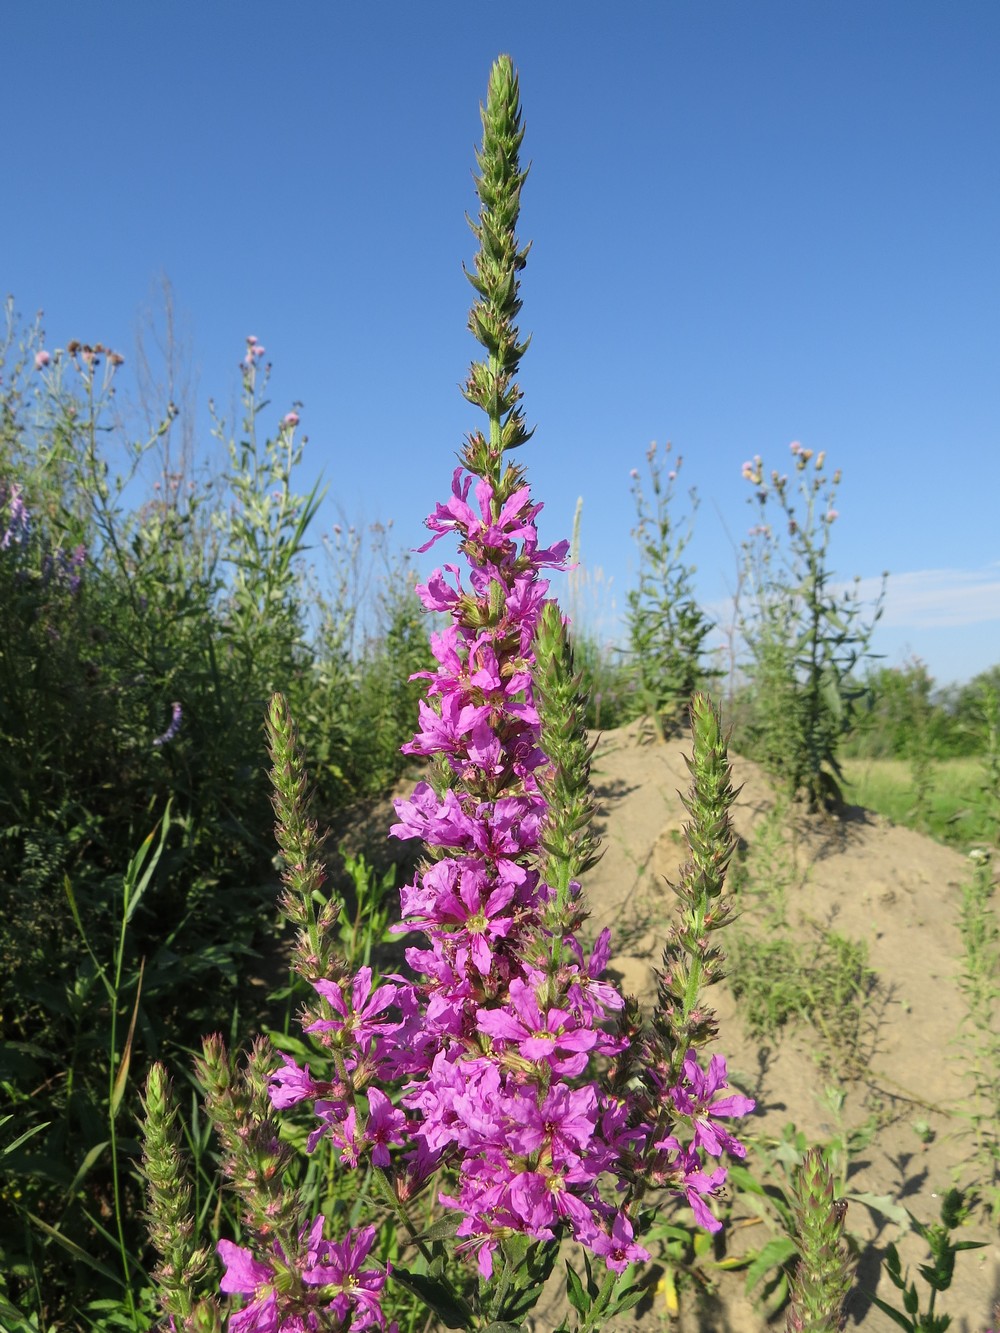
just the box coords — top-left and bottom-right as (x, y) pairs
(840, 755), (996, 848)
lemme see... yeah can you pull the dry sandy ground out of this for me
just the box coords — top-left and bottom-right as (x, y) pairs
(552, 719), (1000, 1333)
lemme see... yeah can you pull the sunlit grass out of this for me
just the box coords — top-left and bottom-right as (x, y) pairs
(840, 756), (991, 847)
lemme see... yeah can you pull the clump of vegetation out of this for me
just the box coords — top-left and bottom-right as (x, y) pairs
(837, 662), (1000, 848)
(0, 300), (426, 1323)
(954, 847), (1000, 1224)
(737, 445), (885, 810)
(625, 442), (717, 737)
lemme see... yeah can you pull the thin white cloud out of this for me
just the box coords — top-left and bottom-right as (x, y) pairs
(851, 565), (1000, 629)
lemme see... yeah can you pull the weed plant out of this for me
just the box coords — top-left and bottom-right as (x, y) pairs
(0, 308), (426, 1318)
(953, 848), (1000, 1224)
(867, 1189), (986, 1333)
(725, 1094), (871, 1321)
(844, 662), (966, 763)
(976, 684), (1000, 847)
(565, 497), (634, 732)
(839, 756), (996, 849)
(625, 443), (716, 737)
(738, 446), (885, 809)
(901, 659), (936, 832)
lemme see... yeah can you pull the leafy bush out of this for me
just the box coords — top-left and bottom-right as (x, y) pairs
(0, 301), (427, 1323)
(737, 446), (885, 810)
(625, 443), (716, 736)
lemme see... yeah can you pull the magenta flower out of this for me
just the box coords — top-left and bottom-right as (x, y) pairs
(152, 701), (182, 748)
(477, 977), (600, 1075)
(363, 1088), (406, 1166)
(219, 1217), (393, 1332)
(0, 481), (29, 550)
(218, 1239), (278, 1331)
(301, 1223), (391, 1330)
(308, 967), (400, 1053)
(268, 1054), (321, 1109)
(584, 1212), (651, 1273)
(670, 1051), (755, 1159)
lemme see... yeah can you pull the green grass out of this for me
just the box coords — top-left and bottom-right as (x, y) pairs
(840, 756), (994, 848)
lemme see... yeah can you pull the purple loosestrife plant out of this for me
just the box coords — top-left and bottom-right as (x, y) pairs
(0, 479), (30, 549)
(142, 54), (752, 1333)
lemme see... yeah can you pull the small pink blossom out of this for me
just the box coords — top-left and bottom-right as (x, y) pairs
(283, 411), (300, 427)
(34, 349), (51, 370)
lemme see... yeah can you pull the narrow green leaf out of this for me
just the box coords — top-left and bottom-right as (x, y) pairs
(0, 1291), (37, 1333)
(111, 959), (144, 1117)
(413, 1213), (463, 1245)
(743, 1236), (797, 1295)
(608, 1282), (645, 1316)
(0, 1118), (50, 1157)
(66, 1139), (109, 1197)
(25, 1210), (120, 1282)
(391, 1267), (472, 1329)
(565, 1259), (588, 1316)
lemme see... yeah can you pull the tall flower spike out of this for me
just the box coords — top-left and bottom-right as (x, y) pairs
(651, 694), (741, 1077)
(784, 1148), (854, 1332)
(265, 691), (347, 986)
(140, 1062), (220, 1328)
(462, 53), (533, 486)
(534, 600), (603, 962)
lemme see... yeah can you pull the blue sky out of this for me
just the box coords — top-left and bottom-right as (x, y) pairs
(4, 3), (998, 686)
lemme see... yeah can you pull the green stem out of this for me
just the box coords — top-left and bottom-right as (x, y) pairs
(110, 861), (137, 1322)
(579, 1265), (624, 1332)
(369, 1165), (436, 1269)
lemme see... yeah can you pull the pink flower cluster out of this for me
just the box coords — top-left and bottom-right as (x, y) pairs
(256, 461), (753, 1298)
(218, 1217), (396, 1333)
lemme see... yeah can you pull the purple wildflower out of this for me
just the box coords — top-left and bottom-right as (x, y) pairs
(267, 1054), (321, 1110)
(152, 701), (182, 748)
(670, 1051), (755, 1159)
(0, 482), (30, 550)
(218, 1216), (394, 1332)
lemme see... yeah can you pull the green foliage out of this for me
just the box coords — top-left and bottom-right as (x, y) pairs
(867, 1190), (985, 1333)
(625, 444), (716, 737)
(729, 926), (876, 1073)
(568, 628), (635, 733)
(839, 756), (996, 849)
(953, 848), (1000, 1225)
(0, 304), (426, 1325)
(726, 1097), (874, 1321)
(974, 683), (1000, 847)
(650, 693), (740, 1066)
(738, 447), (885, 810)
(846, 662), (964, 763)
(461, 51), (532, 479)
(944, 664), (1000, 744)
(565, 498), (635, 733)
